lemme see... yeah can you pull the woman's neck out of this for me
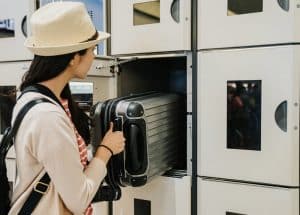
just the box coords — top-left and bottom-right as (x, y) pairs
(39, 70), (72, 99)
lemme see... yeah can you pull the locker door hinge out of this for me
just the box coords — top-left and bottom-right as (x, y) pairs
(95, 57), (138, 76)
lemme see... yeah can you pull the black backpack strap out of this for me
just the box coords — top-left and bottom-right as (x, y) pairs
(1, 98), (53, 159)
(18, 173), (50, 215)
(18, 84), (65, 111)
(5, 98), (53, 215)
(16, 85), (69, 214)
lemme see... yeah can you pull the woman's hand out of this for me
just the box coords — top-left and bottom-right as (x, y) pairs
(95, 122), (125, 163)
(101, 122), (125, 154)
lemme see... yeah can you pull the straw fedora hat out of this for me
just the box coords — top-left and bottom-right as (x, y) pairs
(24, 1), (110, 56)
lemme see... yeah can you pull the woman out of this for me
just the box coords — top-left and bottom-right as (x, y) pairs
(9, 2), (125, 214)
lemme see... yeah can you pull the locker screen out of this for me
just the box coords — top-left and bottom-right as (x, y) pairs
(69, 82), (93, 111)
(227, 80), (261, 151)
(228, 0), (263, 16)
(0, 19), (15, 38)
(133, 0), (160, 25)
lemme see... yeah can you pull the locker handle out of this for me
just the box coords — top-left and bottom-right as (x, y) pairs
(277, 0), (289, 12)
(125, 123), (147, 175)
(170, 0), (180, 23)
(21, 16), (27, 37)
(275, 101), (287, 132)
(226, 211), (247, 215)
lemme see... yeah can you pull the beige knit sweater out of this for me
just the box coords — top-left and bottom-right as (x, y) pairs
(8, 92), (107, 215)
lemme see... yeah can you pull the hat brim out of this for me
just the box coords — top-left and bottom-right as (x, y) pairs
(24, 31), (110, 56)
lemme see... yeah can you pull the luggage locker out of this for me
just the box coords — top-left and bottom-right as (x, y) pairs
(198, 0), (300, 49)
(86, 56), (189, 207)
(0, 0), (33, 61)
(198, 45), (300, 186)
(90, 92), (185, 188)
(113, 174), (191, 215)
(110, 0), (191, 55)
(198, 178), (299, 215)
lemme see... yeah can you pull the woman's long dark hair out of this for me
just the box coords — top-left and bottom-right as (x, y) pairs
(20, 49), (91, 144)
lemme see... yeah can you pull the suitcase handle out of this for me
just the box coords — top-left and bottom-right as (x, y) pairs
(113, 117), (123, 131)
(125, 123), (148, 175)
(129, 124), (141, 172)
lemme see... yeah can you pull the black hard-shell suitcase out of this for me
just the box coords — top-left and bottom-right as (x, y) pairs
(90, 92), (184, 201)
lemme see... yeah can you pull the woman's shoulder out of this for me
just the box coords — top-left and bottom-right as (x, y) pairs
(12, 91), (68, 123)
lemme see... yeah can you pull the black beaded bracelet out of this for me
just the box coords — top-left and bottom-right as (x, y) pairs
(98, 144), (114, 156)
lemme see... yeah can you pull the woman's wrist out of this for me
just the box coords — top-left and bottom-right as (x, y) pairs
(98, 144), (113, 156)
(95, 146), (112, 164)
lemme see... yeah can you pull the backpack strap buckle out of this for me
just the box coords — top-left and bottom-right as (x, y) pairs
(33, 181), (49, 195)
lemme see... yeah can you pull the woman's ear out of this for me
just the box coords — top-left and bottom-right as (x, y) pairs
(69, 60), (75, 66)
(69, 54), (80, 67)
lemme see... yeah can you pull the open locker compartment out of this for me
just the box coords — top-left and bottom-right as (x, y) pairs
(86, 54), (192, 214)
(198, 45), (300, 186)
(198, 178), (299, 215)
(115, 56), (189, 175)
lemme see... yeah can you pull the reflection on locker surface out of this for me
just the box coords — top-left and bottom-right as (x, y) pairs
(227, 80), (261, 151)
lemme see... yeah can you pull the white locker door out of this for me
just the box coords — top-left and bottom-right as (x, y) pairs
(0, 61), (31, 89)
(111, 0), (191, 55)
(198, 0), (300, 49)
(198, 178), (299, 215)
(0, 1), (33, 61)
(113, 176), (191, 215)
(198, 46), (300, 186)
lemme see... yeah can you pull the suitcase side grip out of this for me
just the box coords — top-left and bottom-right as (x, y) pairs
(125, 123), (148, 175)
